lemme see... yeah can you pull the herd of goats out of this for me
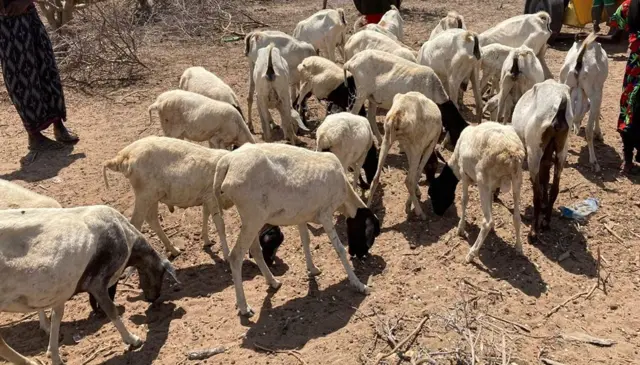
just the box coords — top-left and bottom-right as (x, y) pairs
(0, 4), (611, 365)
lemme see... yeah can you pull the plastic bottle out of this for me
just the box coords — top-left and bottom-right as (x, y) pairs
(559, 197), (599, 220)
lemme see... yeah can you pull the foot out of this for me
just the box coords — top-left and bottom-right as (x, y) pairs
(28, 132), (65, 151)
(125, 334), (143, 348)
(167, 247), (182, 258)
(53, 123), (79, 144)
(464, 250), (477, 264)
(202, 238), (213, 248)
(308, 266), (322, 277)
(594, 22), (601, 33)
(239, 306), (255, 318)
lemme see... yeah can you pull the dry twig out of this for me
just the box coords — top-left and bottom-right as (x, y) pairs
(604, 224), (625, 244)
(254, 343), (307, 365)
(375, 315), (429, 363)
(486, 314), (531, 333)
(541, 358), (566, 365)
(0, 313), (37, 329)
(561, 332), (616, 347)
(81, 345), (116, 365)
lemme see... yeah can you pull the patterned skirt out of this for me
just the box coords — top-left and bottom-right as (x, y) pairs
(0, 6), (66, 133)
(619, 49), (640, 132)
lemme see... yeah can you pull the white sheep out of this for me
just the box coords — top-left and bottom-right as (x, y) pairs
(478, 11), (553, 79)
(559, 33), (608, 172)
(316, 112), (379, 192)
(0, 179), (61, 210)
(0, 205), (178, 365)
(178, 66), (250, 132)
(428, 122), (525, 263)
(362, 23), (400, 41)
(212, 143), (381, 317)
(244, 30), (316, 127)
(367, 92), (442, 219)
(478, 43), (515, 97)
(148, 89), (255, 150)
(417, 29), (483, 120)
(512, 79), (572, 240)
(429, 11), (466, 40)
(343, 49), (453, 144)
(293, 8), (348, 62)
(253, 44), (309, 144)
(361, 5), (404, 41)
(344, 29), (417, 63)
(103, 136), (232, 258)
(483, 45), (544, 124)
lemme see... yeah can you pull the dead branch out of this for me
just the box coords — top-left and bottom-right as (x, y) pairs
(81, 345), (116, 365)
(0, 313), (38, 329)
(604, 224), (626, 244)
(254, 343), (307, 365)
(545, 289), (589, 318)
(561, 332), (616, 347)
(486, 314), (531, 333)
(462, 278), (504, 297)
(541, 358), (566, 365)
(186, 347), (226, 360)
(375, 315), (429, 364)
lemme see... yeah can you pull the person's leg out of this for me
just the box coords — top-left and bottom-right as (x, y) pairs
(605, 0), (621, 35)
(592, 0), (604, 33)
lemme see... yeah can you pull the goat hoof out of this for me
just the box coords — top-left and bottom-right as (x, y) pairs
(167, 249), (182, 259)
(358, 285), (371, 295)
(592, 163), (601, 172)
(415, 210), (427, 220)
(269, 280), (282, 290)
(202, 239), (213, 248)
(464, 252), (476, 264)
(308, 267), (322, 277)
(239, 307), (255, 318)
(127, 334), (143, 348)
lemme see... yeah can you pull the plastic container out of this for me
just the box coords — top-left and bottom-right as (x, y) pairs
(560, 197), (600, 220)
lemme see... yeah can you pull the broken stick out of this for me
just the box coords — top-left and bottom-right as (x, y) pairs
(375, 315), (429, 364)
(254, 343), (307, 365)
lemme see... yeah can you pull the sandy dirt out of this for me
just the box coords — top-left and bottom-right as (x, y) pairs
(1, 0), (640, 364)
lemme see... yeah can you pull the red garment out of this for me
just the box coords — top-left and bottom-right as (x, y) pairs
(364, 14), (384, 24)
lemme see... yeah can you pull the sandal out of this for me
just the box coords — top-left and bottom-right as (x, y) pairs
(28, 133), (66, 151)
(53, 124), (80, 144)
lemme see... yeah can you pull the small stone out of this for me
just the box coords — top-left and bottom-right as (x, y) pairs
(610, 304), (619, 310)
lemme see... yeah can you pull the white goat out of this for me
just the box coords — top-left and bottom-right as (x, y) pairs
(429, 122), (525, 263)
(429, 11), (466, 40)
(0, 205), (178, 365)
(362, 5), (404, 41)
(478, 11), (553, 79)
(417, 29), (483, 120)
(244, 30), (316, 127)
(178, 66), (250, 132)
(316, 112), (379, 192)
(293, 8), (347, 62)
(479, 43), (515, 97)
(253, 44), (309, 144)
(103, 136), (231, 258)
(344, 29), (417, 63)
(212, 143), (381, 317)
(148, 89), (255, 150)
(559, 33), (608, 172)
(367, 92), (442, 219)
(483, 45), (544, 124)
(343, 49), (451, 144)
(512, 79), (572, 240)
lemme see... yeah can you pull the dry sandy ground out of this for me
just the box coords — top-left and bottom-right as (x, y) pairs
(1, 0), (640, 364)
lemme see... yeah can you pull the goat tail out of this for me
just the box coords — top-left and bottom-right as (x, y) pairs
(510, 55), (520, 77)
(337, 7), (346, 26)
(102, 154), (128, 189)
(471, 32), (481, 60)
(147, 102), (159, 126)
(212, 155), (231, 219)
(574, 32), (597, 74)
(244, 31), (257, 56)
(553, 96), (570, 132)
(343, 62), (350, 87)
(455, 12), (463, 29)
(266, 43), (276, 82)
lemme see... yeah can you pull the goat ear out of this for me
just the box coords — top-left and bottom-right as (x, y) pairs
(162, 259), (180, 284)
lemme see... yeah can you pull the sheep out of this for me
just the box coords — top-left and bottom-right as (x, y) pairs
(0, 205), (179, 365)
(253, 44), (310, 144)
(478, 43), (515, 97)
(344, 30), (417, 63)
(512, 80), (572, 240)
(367, 92), (442, 219)
(0, 179), (117, 335)
(102, 136), (284, 260)
(212, 143), (381, 317)
(361, 5), (405, 41)
(478, 11), (553, 79)
(429, 11), (466, 40)
(428, 122), (525, 263)
(244, 30), (316, 127)
(147, 89), (255, 150)
(178, 66), (251, 132)
(316, 112), (379, 192)
(559, 33), (608, 172)
(292, 8), (348, 62)
(483, 45), (544, 124)
(417, 29), (483, 120)
(295, 56), (366, 118)
(343, 49), (467, 148)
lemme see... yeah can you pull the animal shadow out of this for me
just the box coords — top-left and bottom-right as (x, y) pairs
(241, 255), (386, 350)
